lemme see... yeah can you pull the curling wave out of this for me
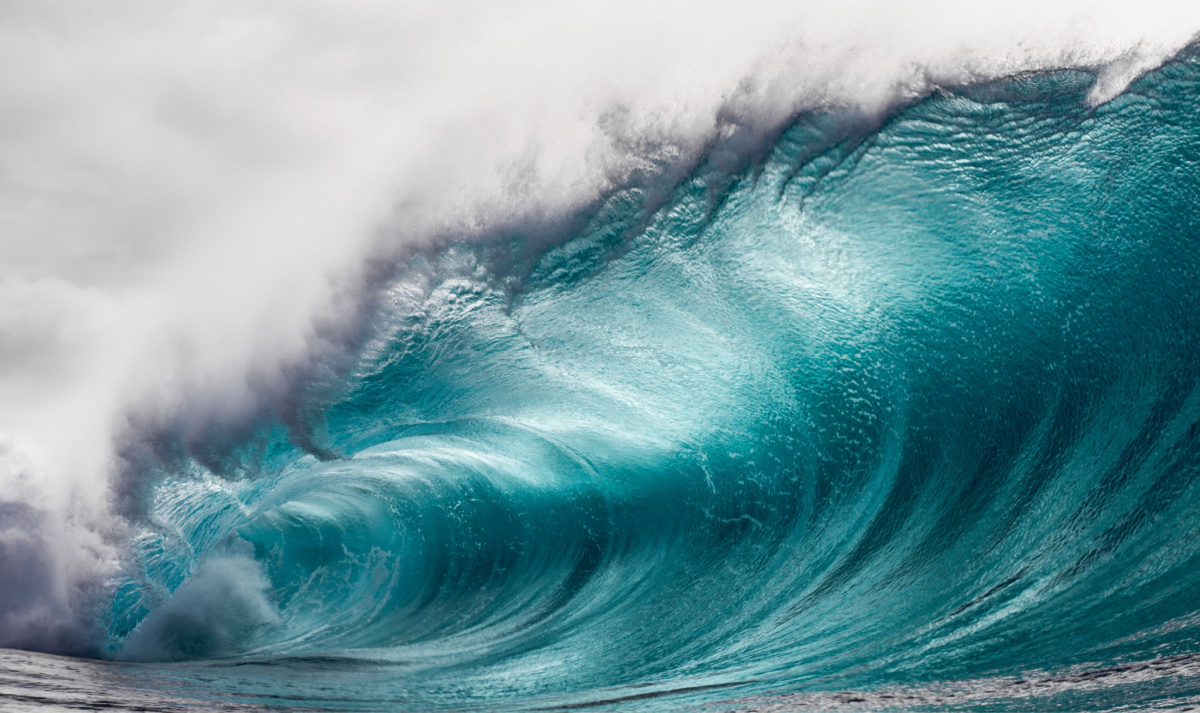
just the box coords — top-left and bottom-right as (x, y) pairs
(97, 48), (1200, 710)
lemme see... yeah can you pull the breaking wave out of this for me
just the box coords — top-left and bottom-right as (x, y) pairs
(56, 48), (1200, 711)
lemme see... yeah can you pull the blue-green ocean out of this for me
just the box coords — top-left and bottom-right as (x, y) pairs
(8, 49), (1200, 713)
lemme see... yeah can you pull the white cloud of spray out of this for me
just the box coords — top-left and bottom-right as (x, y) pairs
(0, 0), (1198, 655)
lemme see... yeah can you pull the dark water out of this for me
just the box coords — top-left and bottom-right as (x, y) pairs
(10, 49), (1200, 713)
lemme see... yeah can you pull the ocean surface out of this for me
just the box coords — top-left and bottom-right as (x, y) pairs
(7, 47), (1200, 713)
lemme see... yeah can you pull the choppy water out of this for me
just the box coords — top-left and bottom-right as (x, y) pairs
(10, 48), (1200, 713)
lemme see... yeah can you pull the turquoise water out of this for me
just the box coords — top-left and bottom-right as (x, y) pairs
(11, 50), (1200, 712)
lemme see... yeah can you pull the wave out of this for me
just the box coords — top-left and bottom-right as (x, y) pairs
(60, 47), (1200, 710)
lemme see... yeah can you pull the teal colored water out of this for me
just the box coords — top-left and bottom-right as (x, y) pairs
(11, 50), (1200, 712)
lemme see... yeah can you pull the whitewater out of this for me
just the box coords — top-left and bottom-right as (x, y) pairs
(6, 2), (1200, 711)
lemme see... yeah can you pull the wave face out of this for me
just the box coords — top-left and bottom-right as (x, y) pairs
(85, 51), (1200, 711)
